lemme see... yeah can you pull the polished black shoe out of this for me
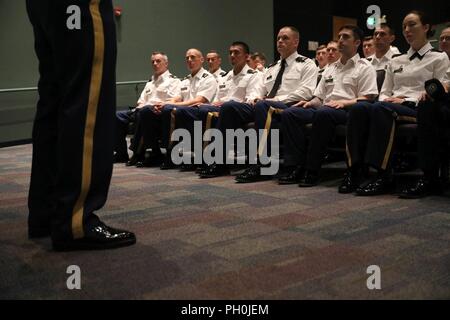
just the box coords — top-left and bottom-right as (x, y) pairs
(114, 153), (129, 164)
(52, 223), (136, 252)
(126, 154), (142, 167)
(235, 165), (272, 183)
(298, 171), (319, 187)
(399, 177), (441, 199)
(278, 166), (304, 185)
(338, 171), (361, 194)
(199, 164), (229, 178)
(356, 177), (394, 196)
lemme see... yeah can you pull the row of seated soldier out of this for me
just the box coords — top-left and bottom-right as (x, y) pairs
(114, 10), (450, 200)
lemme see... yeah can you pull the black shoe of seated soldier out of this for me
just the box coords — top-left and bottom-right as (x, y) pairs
(278, 166), (304, 185)
(338, 169), (362, 194)
(126, 154), (143, 167)
(52, 221), (136, 252)
(195, 164), (207, 174)
(399, 177), (442, 199)
(298, 170), (320, 187)
(199, 164), (229, 178)
(356, 176), (394, 196)
(235, 165), (272, 183)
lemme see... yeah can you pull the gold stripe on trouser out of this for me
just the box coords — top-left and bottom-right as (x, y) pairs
(168, 108), (177, 147)
(71, 0), (104, 239)
(380, 115), (417, 170)
(345, 141), (352, 168)
(203, 112), (219, 150)
(381, 119), (396, 170)
(257, 106), (283, 157)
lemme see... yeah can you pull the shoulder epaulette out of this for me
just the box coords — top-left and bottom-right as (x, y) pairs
(247, 69), (257, 74)
(431, 48), (443, 53)
(202, 73), (210, 78)
(268, 61), (277, 68)
(392, 53), (405, 58)
(296, 56), (307, 63)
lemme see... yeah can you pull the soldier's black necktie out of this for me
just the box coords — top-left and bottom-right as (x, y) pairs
(267, 59), (286, 98)
(409, 52), (424, 61)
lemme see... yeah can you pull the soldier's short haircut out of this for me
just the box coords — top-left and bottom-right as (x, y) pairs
(231, 41), (250, 54)
(281, 26), (300, 40)
(339, 25), (365, 42)
(152, 51), (168, 63)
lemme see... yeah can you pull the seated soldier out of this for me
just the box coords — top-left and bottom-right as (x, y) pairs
(141, 48), (217, 170)
(278, 25), (378, 186)
(366, 23), (397, 92)
(248, 52), (267, 72)
(340, 11), (450, 196)
(235, 26), (318, 183)
(400, 26), (450, 198)
(207, 50), (227, 80)
(192, 41), (264, 178)
(114, 52), (180, 166)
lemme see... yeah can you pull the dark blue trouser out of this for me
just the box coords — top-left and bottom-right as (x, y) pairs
(27, 0), (116, 240)
(347, 101), (417, 171)
(115, 106), (154, 156)
(281, 105), (347, 171)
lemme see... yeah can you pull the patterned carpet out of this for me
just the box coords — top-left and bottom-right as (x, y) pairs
(1, 144), (450, 300)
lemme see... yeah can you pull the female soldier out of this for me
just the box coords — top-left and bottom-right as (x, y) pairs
(340, 11), (450, 196)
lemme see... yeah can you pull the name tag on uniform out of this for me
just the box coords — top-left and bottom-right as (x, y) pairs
(145, 89), (151, 94)
(393, 66), (403, 74)
(219, 85), (226, 89)
(181, 87), (188, 91)
(266, 75), (273, 81)
(325, 77), (334, 83)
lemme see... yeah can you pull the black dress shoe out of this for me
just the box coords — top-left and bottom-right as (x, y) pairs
(338, 170), (361, 194)
(126, 155), (142, 167)
(199, 164), (229, 178)
(356, 177), (394, 196)
(399, 177), (441, 199)
(278, 166), (304, 185)
(298, 171), (319, 187)
(235, 165), (272, 183)
(52, 223), (136, 252)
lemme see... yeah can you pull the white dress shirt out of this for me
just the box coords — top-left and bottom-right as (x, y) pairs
(214, 64), (264, 103)
(137, 70), (181, 107)
(262, 52), (318, 104)
(367, 47), (395, 71)
(178, 67), (218, 103)
(314, 54), (378, 104)
(380, 42), (450, 104)
(211, 68), (227, 81)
